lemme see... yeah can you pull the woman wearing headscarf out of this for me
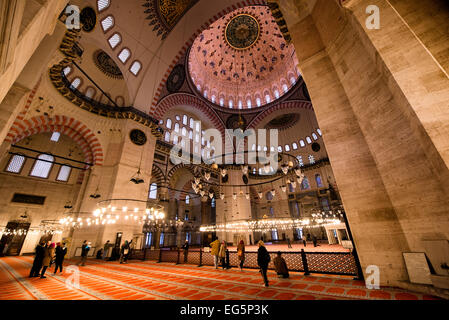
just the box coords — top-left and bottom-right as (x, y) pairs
(237, 240), (245, 271)
(54, 242), (67, 274)
(257, 240), (271, 287)
(41, 242), (55, 278)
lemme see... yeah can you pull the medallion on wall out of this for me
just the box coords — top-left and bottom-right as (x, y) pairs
(80, 7), (97, 33)
(130, 129), (148, 146)
(166, 65), (186, 93)
(225, 14), (260, 50)
(143, 0), (199, 39)
(93, 50), (123, 79)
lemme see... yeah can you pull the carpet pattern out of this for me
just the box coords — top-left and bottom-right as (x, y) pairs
(0, 257), (440, 301)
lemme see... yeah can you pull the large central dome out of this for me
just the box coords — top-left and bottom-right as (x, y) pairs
(188, 6), (300, 109)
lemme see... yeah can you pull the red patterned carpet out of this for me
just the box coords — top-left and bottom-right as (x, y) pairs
(0, 256), (440, 300)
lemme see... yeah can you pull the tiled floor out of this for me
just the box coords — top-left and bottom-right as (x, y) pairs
(0, 256), (441, 300)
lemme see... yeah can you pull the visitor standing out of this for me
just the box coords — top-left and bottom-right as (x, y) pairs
(287, 237), (292, 249)
(302, 234), (307, 247)
(273, 251), (289, 278)
(77, 240), (90, 266)
(218, 240), (227, 269)
(210, 237), (221, 269)
(237, 240), (245, 270)
(103, 240), (111, 260)
(54, 242), (67, 274)
(312, 235), (318, 248)
(29, 241), (45, 277)
(40, 242), (55, 278)
(182, 240), (189, 263)
(257, 241), (271, 287)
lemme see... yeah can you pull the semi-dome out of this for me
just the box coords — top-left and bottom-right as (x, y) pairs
(188, 5), (300, 109)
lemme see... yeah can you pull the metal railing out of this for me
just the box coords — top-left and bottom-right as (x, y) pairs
(131, 247), (358, 276)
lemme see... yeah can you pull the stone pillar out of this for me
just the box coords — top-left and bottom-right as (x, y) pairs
(69, 121), (156, 257)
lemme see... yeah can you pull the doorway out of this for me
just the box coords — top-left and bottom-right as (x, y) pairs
(0, 222), (31, 256)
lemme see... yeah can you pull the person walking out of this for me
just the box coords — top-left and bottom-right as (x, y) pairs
(302, 234), (307, 247)
(218, 241), (227, 269)
(287, 237), (292, 249)
(103, 240), (111, 261)
(29, 241), (45, 278)
(182, 240), (189, 263)
(120, 240), (131, 264)
(237, 240), (245, 271)
(77, 240), (90, 266)
(40, 242), (55, 278)
(210, 237), (221, 269)
(257, 240), (271, 287)
(54, 242), (67, 274)
(273, 251), (289, 278)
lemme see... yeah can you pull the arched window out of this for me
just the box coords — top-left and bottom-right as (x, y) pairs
(265, 95), (271, 104)
(57, 165), (72, 182)
(203, 90), (208, 98)
(166, 118), (172, 129)
(285, 144), (291, 152)
(173, 135), (179, 144)
(63, 66), (71, 76)
(182, 115), (188, 125)
(211, 198), (216, 208)
(312, 133), (318, 140)
(50, 132), (61, 142)
(164, 131), (170, 142)
(174, 123), (180, 133)
(292, 143), (298, 150)
(185, 195), (190, 204)
(108, 33), (121, 49)
(30, 154), (54, 179)
(315, 174), (323, 188)
(219, 97), (224, 106)
(278, 146), (283, 152)
(247, 99), (252, 108)
(317, 128), (322, 136)
(274, 90), (280, 99)
(6, 154), (25, 173)
(181, 127), (187, 136)
(130, 61), (142, 76)
(228, 100), (233, 108)
(97, 0), (110, 12)
(306, 136), (312, 144)
(238, 100), (243, 109)
(211, 95), (216, 103)
(101, 16), (114, 32)
(118, 48), (131, 64)
(256, 97), (261, 107)
(282, 84), (288, 93)
(290, 77), (297, 85)
(189, 118), (194, 129)
(149, 183), (158, 199)
(70, 78), (81, 90)
(301, 176), (310, 190)
(299, 140), (306, 148)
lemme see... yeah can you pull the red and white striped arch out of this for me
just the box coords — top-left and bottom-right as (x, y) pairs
(154, 93), (226, 136)
(5, 115), (104, 166)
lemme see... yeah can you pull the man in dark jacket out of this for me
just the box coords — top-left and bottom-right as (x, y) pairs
(29, 242), (45, 277)
(54, 242), (67, 274)
(182, 240), (189, 263)
(77, 240), (90, 266)
(257, 240), (271, 287)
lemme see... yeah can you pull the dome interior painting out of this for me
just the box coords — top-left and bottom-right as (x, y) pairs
(188, 6), (300, 109)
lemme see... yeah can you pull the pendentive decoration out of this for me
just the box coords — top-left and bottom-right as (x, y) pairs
(80, 7), (97, 33)
(143, 0), (199, 39)
(166, 65), (186, 93)
(130, 129), (148, 146)
(225, 13), (260, 50)
(93, 50), (123, 79)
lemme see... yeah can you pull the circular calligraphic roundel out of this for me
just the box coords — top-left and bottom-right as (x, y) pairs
(167, 65), (186, 93)
(80, 7), (97, 33)
(129, 129), (147, 146)
(225, 14), (260, 50)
